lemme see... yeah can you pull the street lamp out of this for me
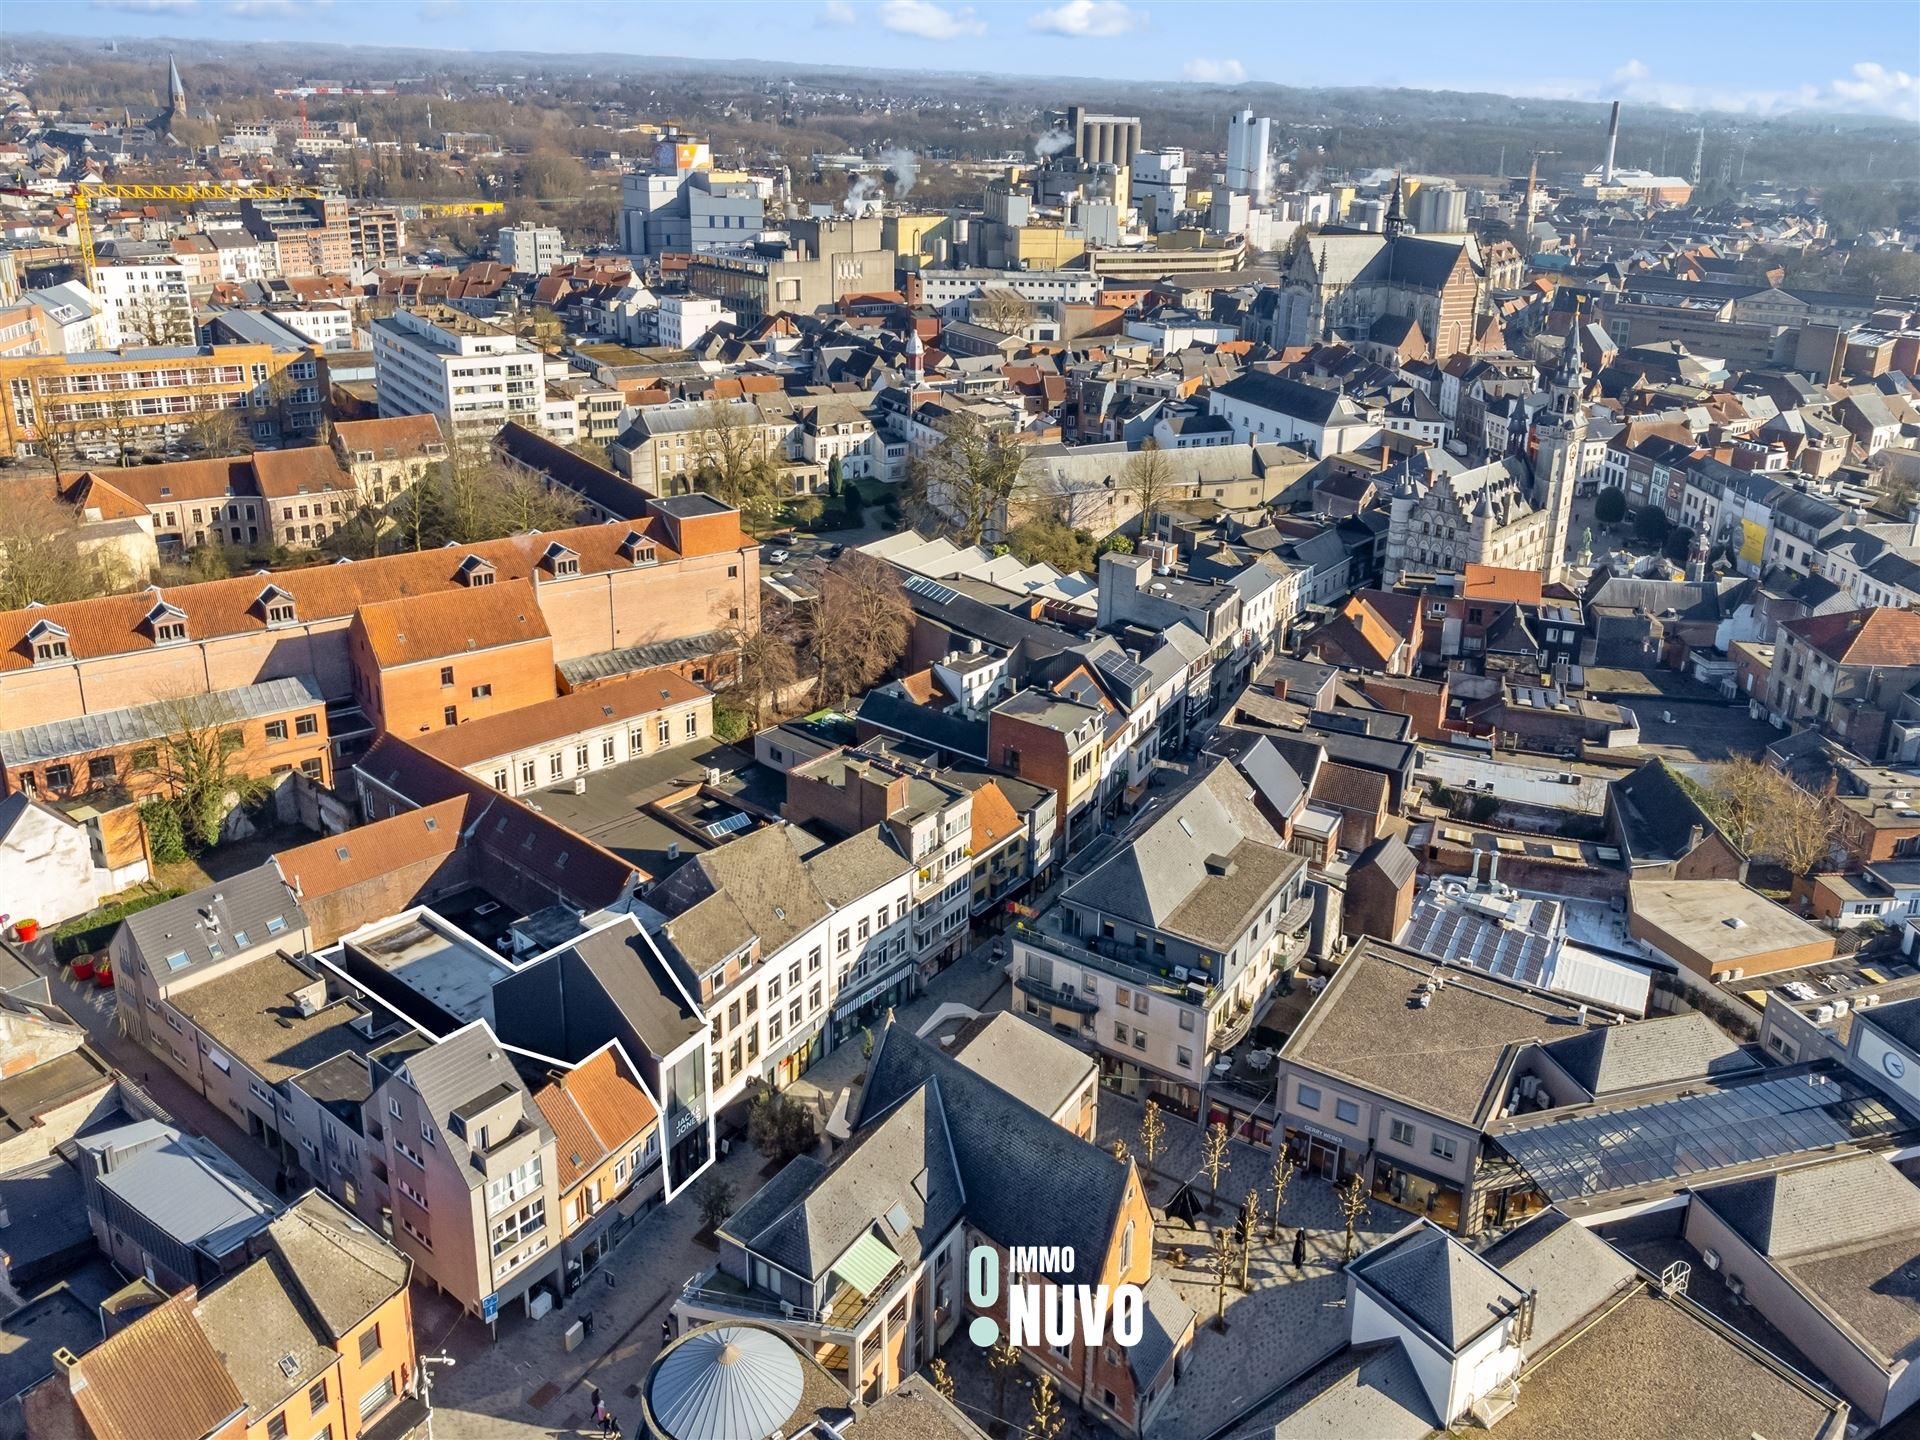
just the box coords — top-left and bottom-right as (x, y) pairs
(418, 1354), (457, 1440)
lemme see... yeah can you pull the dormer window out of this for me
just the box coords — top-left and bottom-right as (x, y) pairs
(26, 618), (69, 664)
(144, 599), (188, 645)
(541, 541), (580, 578)
(456, 555), (496, 587)
(619, 530), (657, 566)
(258, 584), (296, 627)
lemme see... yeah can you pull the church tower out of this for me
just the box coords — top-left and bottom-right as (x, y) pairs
(1383, 174), (1408, 240)
(1534, 314), (1588, 585)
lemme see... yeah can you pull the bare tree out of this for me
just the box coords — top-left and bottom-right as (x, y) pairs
(1704, 757), (1773, 856)
(1236, 1189), (1262, 1290)
(688, 400), (780, 526)
(1267, 1143), (1299, 1242)
(1769, 778), (1846, 877)
(720, 618), (802, 729)
(1024, 1369), (1065, 1440)
(987, 1337), (1022, 1422)
(1336, 1171), (1370, 1261)
(906, 410), (1028, 545)
(807, 552), (911, 704)
(979, 289), (1034, 336)
(928, 1357), (955, 1403)
(135, 693), (274, 852)
(1121, 439), (1178, 542)
(1109, 1138), (1129, 1162)
(0, 483), (135, 609)
(1137, 1099), (1166, 1181)
(1210, 1227), (1234, 1331)
(1199, 1121), (1232, 1210)
(28, 376), (83, 483)
(182, 404), (244, 460)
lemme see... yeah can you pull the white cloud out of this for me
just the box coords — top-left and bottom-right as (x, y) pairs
(820, 0), (855, 23)
(878, 0), (985, 40)
(90, 0), (198, 11)
(1182, 57), (1246, 84)
(227, 0), (330, 14)
(1029, 0), (1144, 38)
(1511, 57), (1918, 122)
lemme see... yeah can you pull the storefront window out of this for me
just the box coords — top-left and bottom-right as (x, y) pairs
(1373, 1158), (1463, 1230)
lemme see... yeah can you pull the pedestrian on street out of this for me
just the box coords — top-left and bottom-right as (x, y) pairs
(1292, 1227), (1308, 1271)
(601, 1409), (616, 1438)
(591, 1387), (604, 1423)
(661, 1318), (672, 1345)
(582, 1311), (594, 1339)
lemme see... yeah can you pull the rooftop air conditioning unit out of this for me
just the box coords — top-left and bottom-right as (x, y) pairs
(1725, 1275), (1746, 1302)
(1701, 1248), (1721, 1271)
(572, 777), (587, 795)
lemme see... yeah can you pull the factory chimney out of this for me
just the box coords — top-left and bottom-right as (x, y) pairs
(1603, 101), (1621, 184)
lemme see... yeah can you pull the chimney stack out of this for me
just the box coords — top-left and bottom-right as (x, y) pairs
(1604, 101), (1621, 184)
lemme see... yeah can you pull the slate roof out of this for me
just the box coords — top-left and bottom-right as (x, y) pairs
(1063, 759), (1298, 952)
(854, 686), (989, 763)
(1478, 1209), (1637, 1350)
(803, 826), (914, 909)
(854, 1025), (1132, 1288)
(394, 1022), (551, 1184)
(650, 824), (832, 972)
(119, 862), (304, 977)
(727, 1082), (962, 1283)
(1247, 1340), (1433, 1437)
(1352, 835), (1417, 889)
(947, 1012), (1094, 1120)
(194, 1257), (332, 1424)
(1129, 1269), (1193, 1391)
(1541, 1012), (1757, 1096)
(1613, 760), (1731, 866)
(493, 917), (703, 1065)
(494, 421), (653, 518)
(1213, 371), (1360, 427)
(1232, 735), (1306, 819)
(0, 675), (325, 768)
(261, 1191), (411, 1339)
(1349, 1221), (1526, 1350)
(79, 1121), (278, 1256)
(1695, 1152), (1920, 1260)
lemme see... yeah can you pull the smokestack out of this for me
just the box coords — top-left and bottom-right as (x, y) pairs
(1604, 101), (1621, 184)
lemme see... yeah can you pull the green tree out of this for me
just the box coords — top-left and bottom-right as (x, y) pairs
(747, 1089), (817, 1166)
(1594, 486), (1627, 525)
(135, 695), (274, 852)
(827, 455), (844, 495)
(1632, 505), (1671, 546)
(1664, 526), (1696, 567)
(694, 1175), (737, 1233)
(1006, 516), (1095, 574)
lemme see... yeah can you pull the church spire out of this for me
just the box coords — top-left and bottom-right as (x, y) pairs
(167, 55), (186, 111)
(1383, 173), (1408, 239)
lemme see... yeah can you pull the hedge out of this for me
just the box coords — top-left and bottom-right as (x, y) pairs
(51, 886), (185, 962)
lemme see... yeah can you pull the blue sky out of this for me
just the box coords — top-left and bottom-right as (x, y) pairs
(54, 0), (1920, 121)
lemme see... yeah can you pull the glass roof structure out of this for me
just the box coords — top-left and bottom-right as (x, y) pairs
(1490, 1064), (1915, 1204)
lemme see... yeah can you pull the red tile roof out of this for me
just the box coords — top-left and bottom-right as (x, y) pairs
(534, 1048), (658, 1188)
(331, 413), (446, 460)
(1782, 607), (1920, 667)
(412, 667), (707, 769)
(0, 519), (679, 672)
(54, 1289), (243, 1440)
(353, 577), (551, 669)
(275, 797), (466, 899)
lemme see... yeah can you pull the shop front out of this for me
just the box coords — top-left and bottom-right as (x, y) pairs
(771, 1025), (826, 1090)
(1097, 1053), (1200, 1121)
(1206, 1094), (1274, 1148)
(1371, 1155), (1464, 1230)
(830, 970), (917, 1051)
(1280, 1121), (1353, 1181)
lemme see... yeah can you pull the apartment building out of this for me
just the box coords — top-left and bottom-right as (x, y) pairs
(529, 1044), (664, 1289)
(785, 742), (976, 973)
(0, 342), (314, 462)
(0, 511), (757, 734)
(1010, 758), (1310, 1120)
(24, 1192), (417, 1440)
(367, 1020), (564, 1320)
(91, 259), (194, 347)
(330, 412), (447, 507)
(987, 687), (1105, 856)
(348, 205), (407, 266)
(242, 195), (353, 278)
(498, 225), (567, 275)
(1767, 609), (1920, 762)
(371, 306), (544, 435)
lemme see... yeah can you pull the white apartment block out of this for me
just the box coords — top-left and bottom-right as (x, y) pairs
(915, 268), (1103, 317)
(92, 260), (194, 348)
(656, 295), (735, 350)
(372, 306), (544, 434)
(498, 226), (569, 276)
(269, 305), (354, 351)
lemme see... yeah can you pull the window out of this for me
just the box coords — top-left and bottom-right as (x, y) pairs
(549, 753), (564, 779)
(1133, 992), (1148, 1015)
(308, 1379), (329, 1414)
(768, 1013), (783, 1042)
(808, 983), (821, 1011)
(657, 718), (671, 745)
(1389, 1119), (1415, 1146)
(1133, 1029), (1146, 1050)
(493, 769), (508, 790)
(88, 755), (116, 783)
(788, 999), (802, 1027)
(472, 683), (493, 699)
(1178, 1008), (1196, 1032)
(1177, 1046), (1193, 1067)
(266, 915), (286, 935)
(440, 665), (455, 687)
(443, 705), (458, 727)
(1297, 1084), (1321, 1111)
(685, 713), (699, 737)
(520, 759), (536, 787)
(602, 736), (616, 763)
(266, 720), (289, 741)
(1335, 1099), (1360, 1125)
(1114, 1022), (1128, 1043)
(358, 1323), (382, 1363)
(44, 763), (72, 790)
(1430, 1134), (1458, 1162)
(267, 1415), (289, 1440)
(629, 727), (646, 753)
(575, 743), (590, 769)
(300, 757), (323, 780)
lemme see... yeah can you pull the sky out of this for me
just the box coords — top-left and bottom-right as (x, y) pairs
(43, 0), (1920, 122)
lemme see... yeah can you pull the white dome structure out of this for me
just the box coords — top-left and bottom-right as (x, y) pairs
(648, 1325), (805, 1440)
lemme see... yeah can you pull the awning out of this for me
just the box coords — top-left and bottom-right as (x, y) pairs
(829, 1232), (900, 1297)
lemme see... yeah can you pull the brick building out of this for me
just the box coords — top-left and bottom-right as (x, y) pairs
(0, 510), (758, 734)
(347, 578), (557, 736)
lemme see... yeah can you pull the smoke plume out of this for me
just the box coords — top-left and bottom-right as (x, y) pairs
(881, 147), (919, 199)
(1033, 127), (1074, 160)
(844, 173), (883, 215)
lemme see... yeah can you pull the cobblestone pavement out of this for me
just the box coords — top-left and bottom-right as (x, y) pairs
(416, 934), (1015, 1438)
(1096, 1093), (1400, 1440)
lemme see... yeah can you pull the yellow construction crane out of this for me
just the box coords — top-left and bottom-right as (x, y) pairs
(64, 182), (329, 287)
